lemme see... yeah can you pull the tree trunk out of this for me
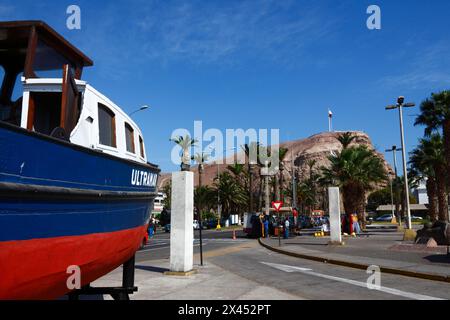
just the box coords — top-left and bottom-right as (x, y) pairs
(426, 177), (438, 221)
(280, 168), (285, 203)
(275, 172), (280, 201)
(258, 177), (263, 211)
(435, 166), (448, 221)
(198, 169), (203, 188)
(342, 184), (360, 216)
(248, 163), (253, 212)
(443, 120), (450, 184)
(342, 184), (359, 234)
(358, 194), (367, 229)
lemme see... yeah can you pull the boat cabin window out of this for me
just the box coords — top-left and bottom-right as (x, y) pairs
(125, 122), (135, 153)
(139, 136), (145, 158)
(0, 66), (7, 120)
(28, 92), (62, 135)
(0, 66), (23, 126)
(33, 39), (76, 79)
(98, 103), (116, 148)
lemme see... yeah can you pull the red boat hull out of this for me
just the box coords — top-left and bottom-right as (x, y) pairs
(0, 225), (147, 300)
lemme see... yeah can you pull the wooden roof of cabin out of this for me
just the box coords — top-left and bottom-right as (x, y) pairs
(0, 20), (93, 70)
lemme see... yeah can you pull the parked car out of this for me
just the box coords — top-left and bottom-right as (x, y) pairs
(411, 216), (423, 221)
(375, 214), (394, 222)
(164, 224), (171, 232)
(193, 220), (200, 229)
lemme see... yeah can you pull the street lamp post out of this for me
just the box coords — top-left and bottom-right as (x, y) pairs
(216, 161), (221, 230)
(129, 105), (150, 117)
(386, 146), (401, 177)
(386, 145), (402, 225)
(388, 177), (395, 217)
(386, 96), (415, 230)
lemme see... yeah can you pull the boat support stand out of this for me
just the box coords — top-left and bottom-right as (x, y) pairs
(67, 255), (138, 300)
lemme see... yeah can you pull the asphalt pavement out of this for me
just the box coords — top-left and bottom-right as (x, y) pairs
(88, 227), (450, 300)
(136, 228), (248, 262)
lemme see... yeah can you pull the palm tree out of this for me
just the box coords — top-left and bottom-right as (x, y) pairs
(274, 147), (289, 202)
(415, 90), (450, 182)
(194, 185), (215, 218)
(161, 181), (172, 210)
(170, 135), (198, 171)
(409, 134), (447, 221)
(243, 142), (263, 212)
(213, 172), (248, 219)
(192, 152), (210, 187)
(227, 163), (249, 192)
(337, 131), (357, 149)
(321, 133), (387, 227)
(304, 159), (321, 213)
(227, 163), (248, 222)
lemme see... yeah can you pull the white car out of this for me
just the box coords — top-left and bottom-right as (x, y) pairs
(193, 220), (200, 229)
(375, 214), (394, 222)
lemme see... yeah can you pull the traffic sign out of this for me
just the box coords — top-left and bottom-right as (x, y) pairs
(272, 201), (283, 212)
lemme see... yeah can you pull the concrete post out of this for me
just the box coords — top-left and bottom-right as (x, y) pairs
(328, 187), (343, 245)
(168, 171), (194, 273)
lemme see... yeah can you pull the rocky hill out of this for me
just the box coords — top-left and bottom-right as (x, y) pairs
(158, 131), (393, 188)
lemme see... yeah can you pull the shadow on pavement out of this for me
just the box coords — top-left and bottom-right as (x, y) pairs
(135, 265), (170, 273)
(423, 254), (450, 264)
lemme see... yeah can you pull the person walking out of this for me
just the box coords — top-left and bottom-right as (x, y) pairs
(263, 216), (269, 238)
(352, 214), (362, 235)
(148, 217), (155, 238)
(283, 217), (290, 239)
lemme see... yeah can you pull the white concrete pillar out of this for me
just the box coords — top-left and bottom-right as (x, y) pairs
(328, 187), (343, 245)
(170, 171), (194, 272)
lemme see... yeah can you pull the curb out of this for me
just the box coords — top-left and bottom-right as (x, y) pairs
(258, 238), (450, 284)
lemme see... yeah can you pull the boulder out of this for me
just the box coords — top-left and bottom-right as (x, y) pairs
(415, 221), (450, 246)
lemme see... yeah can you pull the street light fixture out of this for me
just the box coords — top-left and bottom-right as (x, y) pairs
(385, 96), (415, 230)
(129, 105), (150, 117)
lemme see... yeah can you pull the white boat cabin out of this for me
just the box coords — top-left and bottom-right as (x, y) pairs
(20, 77), (148, 163)
(0, 21), (148, 164)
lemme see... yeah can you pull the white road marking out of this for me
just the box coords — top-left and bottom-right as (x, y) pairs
(261, 262), (444, 300)
(139, 243), (208, 253)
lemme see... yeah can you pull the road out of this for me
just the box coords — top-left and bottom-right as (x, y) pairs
(138, 229), (450, 300)
(136, 228), (249, 262)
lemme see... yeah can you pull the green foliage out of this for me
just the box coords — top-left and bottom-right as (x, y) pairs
(194, 185), (216, 212)
(214, 171), (248, 218)
(320, 132), (387, 218)
(161, 181), (172, 209)
(337, 132), (356, 149)
(367, 187), (392, 212)
(415, 90), (450, 135)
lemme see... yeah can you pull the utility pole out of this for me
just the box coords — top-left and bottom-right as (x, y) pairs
(389, 177), (395, 217)
(216, 161), (221, 230)
(386, 145), (402, 225)
(385, 97), (415, 231)
(291, 149), (297, 209)
(264, 161), (270, 216)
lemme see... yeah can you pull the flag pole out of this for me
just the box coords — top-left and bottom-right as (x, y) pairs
(328, 109), (333, 132)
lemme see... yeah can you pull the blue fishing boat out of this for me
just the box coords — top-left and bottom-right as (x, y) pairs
(0, 21), (159, 299)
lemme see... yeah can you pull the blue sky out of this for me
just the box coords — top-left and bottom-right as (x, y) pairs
(2, 0), (450, 172)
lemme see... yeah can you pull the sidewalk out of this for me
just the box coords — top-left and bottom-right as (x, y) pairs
(87, 243), (302, 300)
(259, 229), (450, 283)
(89, 260), (301, 300)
